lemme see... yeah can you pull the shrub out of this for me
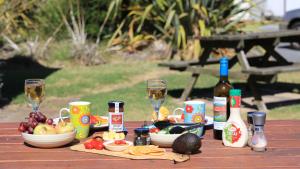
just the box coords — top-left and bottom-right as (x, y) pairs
(102, 0), (253, 55)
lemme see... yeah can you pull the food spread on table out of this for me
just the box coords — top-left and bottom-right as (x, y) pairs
(18, 111), (75, 135)
(18, 58), (268, 163)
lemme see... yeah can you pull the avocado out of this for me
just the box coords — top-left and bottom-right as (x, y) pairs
(172, 133), (201, 154)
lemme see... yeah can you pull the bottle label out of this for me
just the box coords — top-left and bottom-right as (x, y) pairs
(213, 97), (227, 130)
(115, 102), (119, 113)
(109, 112), (124, 132)
(230, 96), (241, 108)
(223, 123), (242, 143)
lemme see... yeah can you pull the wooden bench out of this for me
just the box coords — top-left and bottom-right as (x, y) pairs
(160, 30), (300, 111)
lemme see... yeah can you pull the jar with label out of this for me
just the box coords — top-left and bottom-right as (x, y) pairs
(251, 112), (267, 152)
(222, 89), (248, 147)
(108, 101), (124, 132)
(134, 128), (150, 146)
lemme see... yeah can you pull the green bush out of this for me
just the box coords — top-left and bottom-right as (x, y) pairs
(34, 0), (117, 39)
(33, 0), (69, 39)
(0, 0), (41, 39)
(103, 0), (252, 51)
(81, 0), (118, 39)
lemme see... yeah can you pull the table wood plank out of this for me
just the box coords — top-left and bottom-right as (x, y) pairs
(0, 156), (299, 169)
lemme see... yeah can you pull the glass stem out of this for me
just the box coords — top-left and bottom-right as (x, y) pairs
(155, 107), (159, 120)
(32, 104), (39, 112)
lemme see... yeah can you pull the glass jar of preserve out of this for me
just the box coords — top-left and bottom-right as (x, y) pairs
(134, 128), (150, 146)
(108, 101), (124, 132)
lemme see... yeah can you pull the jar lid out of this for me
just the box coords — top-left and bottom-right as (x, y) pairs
(134, 128), (149, 135)
(108, 101), (124, 107)
(230, 89), (241, 96)
(247, 112), (255, 124)
(253, 112), (266, 126)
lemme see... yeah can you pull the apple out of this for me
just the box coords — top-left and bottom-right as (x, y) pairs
(55, 121), (75, 134)
(33, 124), (56, 135)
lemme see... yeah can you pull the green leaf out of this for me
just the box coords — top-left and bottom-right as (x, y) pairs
(176, 0), (184, 13)
(179, 25), (186, 49)
(179, 12), (188, 19)
(157, 0), (166, 10)
(137, 4), (153, 33)
(128, 11), (144, 16)
(153, 23), (168, 35)
(107, 19), (125, 47)
(164, 10), (175, 29)
(198, 20), (206, 36)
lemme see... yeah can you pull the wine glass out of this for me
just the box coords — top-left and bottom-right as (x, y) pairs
(147, 79), (167, 121)
(24, 79), (45, 112)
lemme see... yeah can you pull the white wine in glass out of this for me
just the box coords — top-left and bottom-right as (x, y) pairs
(147, 79), (167, 121)
(24, 79), (45, 112)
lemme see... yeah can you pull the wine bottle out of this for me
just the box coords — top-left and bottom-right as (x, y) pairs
(213, 57), (233, 140)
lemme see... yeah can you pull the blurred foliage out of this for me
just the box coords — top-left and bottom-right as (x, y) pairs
(33, 0), (69, 39)
(0, 0), (40, 39)
(81, 0), (120, 39)
(102, 0), (253, 54)
(0, 0), (254, 61)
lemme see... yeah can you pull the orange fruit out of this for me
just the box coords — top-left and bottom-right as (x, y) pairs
(152, 106), (170, 121)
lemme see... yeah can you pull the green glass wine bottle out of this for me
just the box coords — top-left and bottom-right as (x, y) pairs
(213, 57), (233, 140)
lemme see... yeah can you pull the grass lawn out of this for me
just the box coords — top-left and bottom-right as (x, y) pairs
(6, 59), (300, 121)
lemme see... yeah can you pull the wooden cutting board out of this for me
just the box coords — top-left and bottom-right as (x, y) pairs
(70, 144), (189, 163)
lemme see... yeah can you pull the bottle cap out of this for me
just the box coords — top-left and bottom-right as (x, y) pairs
(220, 57), (228, 76)
(230, 89), (241, 96)
(247, 112), (255, 124)
(108, 101), (124, 107)
(220, 57), (228, 64)
(253, 112), (266, 126)
(134, 128), (149, 135)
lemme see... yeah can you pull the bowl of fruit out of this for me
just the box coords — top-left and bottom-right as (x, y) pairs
(18, 112), (76, 148)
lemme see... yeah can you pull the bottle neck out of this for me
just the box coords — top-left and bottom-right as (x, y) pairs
(219, 75), (228, 82)
(229, 108), (242, 121)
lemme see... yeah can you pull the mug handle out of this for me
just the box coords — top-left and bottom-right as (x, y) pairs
(172, 108), (184, 123)
(59, 108), (70, 122)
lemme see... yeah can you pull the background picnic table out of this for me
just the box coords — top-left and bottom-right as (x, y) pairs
(160, 30), (300, 111)
(0, 121), (299, 169)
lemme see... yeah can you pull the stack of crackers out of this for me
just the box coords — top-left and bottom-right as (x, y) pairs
(125, 145), (165, 156)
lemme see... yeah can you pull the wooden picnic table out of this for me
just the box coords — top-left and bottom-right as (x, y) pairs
(160, 30), (300, 111)
(1, 121), (300, 169)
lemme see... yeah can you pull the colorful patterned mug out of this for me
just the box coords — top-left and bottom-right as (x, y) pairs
(173, 101), (206, 124)
(59, 101), (91, 139)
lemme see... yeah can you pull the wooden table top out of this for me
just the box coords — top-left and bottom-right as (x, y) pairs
(0, 121), (300, 169)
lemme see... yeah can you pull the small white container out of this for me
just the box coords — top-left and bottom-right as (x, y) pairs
(103, 141), (133, 152)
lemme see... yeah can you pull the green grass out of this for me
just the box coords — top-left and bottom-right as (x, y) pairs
(8, 60), (300, 120)
(12, 62), (155, 103)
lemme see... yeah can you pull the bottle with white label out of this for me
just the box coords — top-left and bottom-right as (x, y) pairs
(213, 57), (233, 140)
(222, 89), (248, 147)
(108, 101), (124, 132)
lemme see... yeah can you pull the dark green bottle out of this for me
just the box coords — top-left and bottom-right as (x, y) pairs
(213, 57), (233, 140)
